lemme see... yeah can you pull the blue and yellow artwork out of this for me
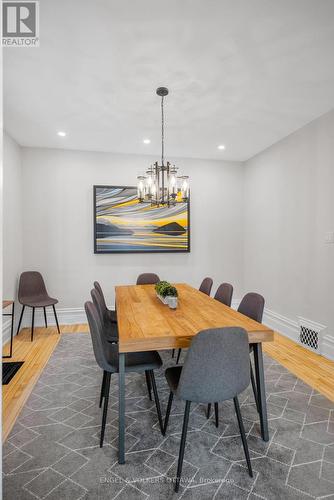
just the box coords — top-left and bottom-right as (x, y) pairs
(94, 186), (190, 253)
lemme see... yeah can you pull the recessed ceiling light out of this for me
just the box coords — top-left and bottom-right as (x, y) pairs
(57, 131), (66, 137)
(217, 144), (225, 150)
(143, 138), (151, 144)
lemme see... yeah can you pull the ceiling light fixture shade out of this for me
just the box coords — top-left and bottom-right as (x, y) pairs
(137, 87), (189, 207)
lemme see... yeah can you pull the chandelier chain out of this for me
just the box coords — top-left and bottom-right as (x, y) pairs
(161, 95), (164, 165)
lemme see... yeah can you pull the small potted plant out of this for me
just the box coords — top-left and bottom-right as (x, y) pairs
(155, 281), (179, 308)
(155, 281), (169, 304)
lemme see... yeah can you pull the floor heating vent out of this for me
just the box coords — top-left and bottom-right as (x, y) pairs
(298, 317), (326, 354)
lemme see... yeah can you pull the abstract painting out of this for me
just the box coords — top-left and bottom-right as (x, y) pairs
(94, 185), (190, 253)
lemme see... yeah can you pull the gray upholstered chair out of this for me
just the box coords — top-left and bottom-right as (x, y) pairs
(238, 293), (265, 323)
(164, 327), (253, 492)
(16, 271), (60, 341)
(172, 278), (213, 364)
(91, 288), (154, 405)
(85, 301), (164, 447)
(94, 281), (117, 324)
(205, 283), (234, 417)
(91, 289), (118, 344)
(207, 291), (265, 419)
(173, 276), (214, 363)
(136, 273), (160, 285)
(199, 277), (213, 296)
(214, 282), (233, 306)
(238, 292), (265, 413)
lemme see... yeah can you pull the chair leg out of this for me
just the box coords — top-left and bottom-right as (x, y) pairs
(52, 305), (60, 334)
(100, 372), (111, 447)
(172, 349), (175, 358)
(233, 396), (253, 477)
(145, 370), (152, 401)
(175, 400), (191, 493)
(31, 307), (35, 342)
(176, 348), (182, 364)
(43, 307), (48, 328)
(250, 360), (260, 413)
(16, 305), (25, 335)
(149, 370), (164, 434)
(163, 391), (174, 435)
(214, 402), (219, 428)
(99, 371), (107, 408)
(206, 403), (211, 419)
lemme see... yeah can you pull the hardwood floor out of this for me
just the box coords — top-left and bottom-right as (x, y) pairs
(2, 324), (88, 441)
(264, 331), (334, 402)
(2, 324), (334, 441)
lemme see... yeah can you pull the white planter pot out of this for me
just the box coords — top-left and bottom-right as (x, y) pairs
(157, 293), (168, 305)
(156, 294), (178, 308)
(167, 296), (178, 309)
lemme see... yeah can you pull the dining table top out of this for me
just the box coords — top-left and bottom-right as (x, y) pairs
(115, 283), (274, 353)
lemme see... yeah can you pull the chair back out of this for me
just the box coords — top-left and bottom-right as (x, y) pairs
(136, 273), (160, 285)
(214, 283), (233, 307)
(91, 288), (118, 343)
(177, 327), (250, 403)
(84, 301), (117, 372)
(199, 277), (213, 296)
(94, 281), (106, 306)
(238, 293), (264, 323)
(92, 284), (108, 323)
(18, 271), (49, 301)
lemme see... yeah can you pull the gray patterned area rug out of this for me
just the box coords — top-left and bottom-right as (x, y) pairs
(3, 333), (334, 500)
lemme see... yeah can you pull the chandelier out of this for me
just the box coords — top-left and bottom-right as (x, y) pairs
(137, 87), (189, 207)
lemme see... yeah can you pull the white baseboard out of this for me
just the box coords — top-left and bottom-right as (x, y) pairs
(263, 308), (299, 342)
(2, 318), (12, 347)
(232, 299), (334, 361)
(21, 307), (87, 328)
(322, 334), (334, 361)
(3, 303), (334, 362)
(230, 299), (299, 342)
(2, 307), (87, 347)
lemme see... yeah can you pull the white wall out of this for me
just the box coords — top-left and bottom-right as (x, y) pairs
(4, 110), (334, 360)
(244, 109), (334, 359)
(19, 147), (244, 324)
(2, 132), (23, 342)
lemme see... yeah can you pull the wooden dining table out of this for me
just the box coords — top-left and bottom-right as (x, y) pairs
(115, 283), (274, 464)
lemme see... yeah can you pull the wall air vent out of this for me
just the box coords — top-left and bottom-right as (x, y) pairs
(298, 317), (326, 354)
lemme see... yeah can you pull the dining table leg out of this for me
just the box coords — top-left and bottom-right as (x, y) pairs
(118, 352), (126, 464)
(253, 343), (269, 441)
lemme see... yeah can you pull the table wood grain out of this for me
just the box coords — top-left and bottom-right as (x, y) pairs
(116, 283), (274, 353)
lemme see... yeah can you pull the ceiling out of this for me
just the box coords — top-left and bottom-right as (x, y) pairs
(4, 0), (334, 161)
